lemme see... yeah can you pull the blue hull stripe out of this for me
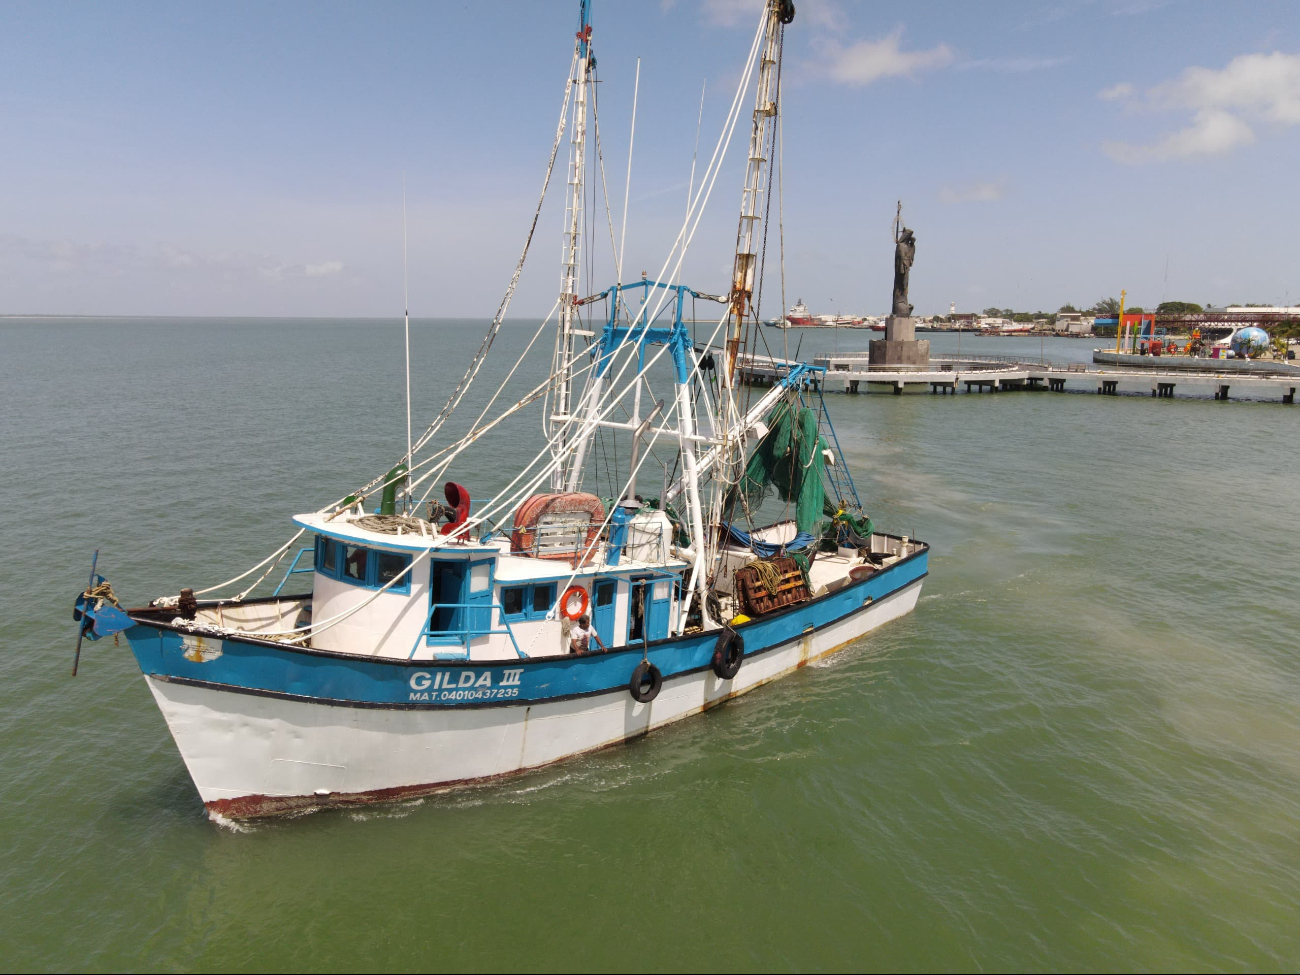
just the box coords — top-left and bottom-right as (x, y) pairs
(127, 551), (927, 710)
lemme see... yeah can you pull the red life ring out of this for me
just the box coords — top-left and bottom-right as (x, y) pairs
(560, 585), (589, 620)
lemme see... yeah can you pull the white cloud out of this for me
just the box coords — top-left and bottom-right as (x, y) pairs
(305, 260), (344, 277)
(1105, 51), (1300, 163)
(940, 181), (1006, 204)
(957, 56), (1071, 73)
(1104, 109), (1255, 163)
(700, 0), (761, 27)
(796, 0), (847, 31)
(818, 28), (954, 87)
(1153, 51), (1300, 124)
(1098, 81), (1134, 101)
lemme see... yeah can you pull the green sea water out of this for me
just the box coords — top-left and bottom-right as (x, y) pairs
(2, 319), (1297, 972)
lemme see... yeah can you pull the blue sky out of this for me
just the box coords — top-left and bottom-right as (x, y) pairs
(2, 0), (1297, 317)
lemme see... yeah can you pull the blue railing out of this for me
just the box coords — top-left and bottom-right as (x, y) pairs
(272, 547), (315, 597)
(410, 602), (525, 660)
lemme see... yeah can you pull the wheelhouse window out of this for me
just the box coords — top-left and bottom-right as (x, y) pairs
(315, 536), (411, 594)
(343, 545), (369, 582)
(377, 551), (410, 587)
(500, 582), (558, 621)
(532, 583), (556, 616)
(318, 536), (337, 574)
(502, 586), (526, 618)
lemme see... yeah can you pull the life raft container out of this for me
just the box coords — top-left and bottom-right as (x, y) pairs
(511, 493), (606, 566)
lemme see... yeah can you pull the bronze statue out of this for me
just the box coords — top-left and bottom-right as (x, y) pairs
(892, 226), (915, 318)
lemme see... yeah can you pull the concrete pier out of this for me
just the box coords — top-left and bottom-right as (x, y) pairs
(734, 352), (1300, 404)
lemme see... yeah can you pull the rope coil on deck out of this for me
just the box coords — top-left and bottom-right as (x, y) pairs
(740, 559), (782, 597)
(352, 514), (437, 536)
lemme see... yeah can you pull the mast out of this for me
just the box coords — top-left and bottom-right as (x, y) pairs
(550, 0), (594, 489)
(721, 0), (791, 391)
(697, 0), (790, 576)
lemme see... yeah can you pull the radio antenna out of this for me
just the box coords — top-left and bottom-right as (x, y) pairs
(403, 174), (412, 493)
(618, 57), (641, 294)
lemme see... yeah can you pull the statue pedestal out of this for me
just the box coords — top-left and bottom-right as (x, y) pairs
(869, 318), (929, 368)
(885, 315), (915, 342)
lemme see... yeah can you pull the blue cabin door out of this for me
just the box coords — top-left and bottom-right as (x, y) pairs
(428, 560), (466, 646)
(592, 579), (617, 648)
(646, 578), (670, 641)
(629, 575), (670, 645)
(466, 558), (495, 641)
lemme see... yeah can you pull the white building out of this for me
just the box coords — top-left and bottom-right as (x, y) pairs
(1225, 306), (1300, 315)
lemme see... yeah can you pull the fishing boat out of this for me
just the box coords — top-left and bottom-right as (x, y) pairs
(71, 0), (928, 822)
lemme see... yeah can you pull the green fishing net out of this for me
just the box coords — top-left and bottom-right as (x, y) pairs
(729, 399), (829, 535)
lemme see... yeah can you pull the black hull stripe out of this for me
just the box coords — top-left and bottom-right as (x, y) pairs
(150, 574), (926, 712)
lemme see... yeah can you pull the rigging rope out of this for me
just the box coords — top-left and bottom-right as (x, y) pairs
(172, 10), (774, 615)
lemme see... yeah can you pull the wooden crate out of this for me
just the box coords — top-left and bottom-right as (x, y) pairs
(734, 557), (810, 617)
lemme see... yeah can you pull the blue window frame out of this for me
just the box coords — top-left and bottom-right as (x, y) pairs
(343, 545), (369, 583)
(501, 586), (526, 619)
(532, 583), (556, 617)
(317, 535), (337, 575)
(376, 550), (409, 589)
(499, 582), (558, 622)
(313, 535), (411, 594)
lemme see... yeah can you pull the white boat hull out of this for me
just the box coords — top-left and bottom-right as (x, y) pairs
(146, 579), (922, 819)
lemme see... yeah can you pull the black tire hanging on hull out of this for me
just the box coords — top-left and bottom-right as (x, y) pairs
(629, 661), (663, 703)
(712, 627), (744, 680)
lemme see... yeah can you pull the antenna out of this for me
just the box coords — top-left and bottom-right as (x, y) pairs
(402, 174), (412, 494)
(618, 57), (641, 297)
(680, 77), (706, 285)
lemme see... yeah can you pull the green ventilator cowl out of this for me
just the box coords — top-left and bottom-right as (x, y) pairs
(379, 464), (409, 516)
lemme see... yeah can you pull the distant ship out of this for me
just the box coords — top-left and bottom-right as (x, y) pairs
(776, 302), (872, 328)
(977, 317), (1033, 335)
(785, 299), (816, 326)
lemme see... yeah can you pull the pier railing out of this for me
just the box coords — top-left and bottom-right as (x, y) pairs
(930, 353), (1058, 369)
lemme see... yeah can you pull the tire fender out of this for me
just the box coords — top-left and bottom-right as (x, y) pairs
(711, 627), (744, 680)
(629, 661), (662, 703)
